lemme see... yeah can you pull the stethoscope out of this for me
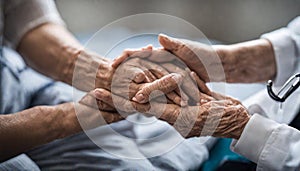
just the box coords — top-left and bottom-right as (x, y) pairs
(267, 73), (300, 102)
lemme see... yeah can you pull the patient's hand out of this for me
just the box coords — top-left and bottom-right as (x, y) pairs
(73, 47), (186, 106)
(129, 48), (213, 105)
(93, 87), (250, 140)
(111, 56), (187, 106)
(72, 47), (152, 91)
(91, 70), (250, 140)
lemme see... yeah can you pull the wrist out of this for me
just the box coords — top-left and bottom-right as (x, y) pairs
(214, 39), (276, 83)
(233, 113), (250, 140)
(48, 103), (82, 140)
(71, 50), (114, 91)
(59, 46), (83, 85)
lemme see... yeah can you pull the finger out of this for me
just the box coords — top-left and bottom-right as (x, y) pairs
(137, 59), (169, 83)
(147, 102), (181, 124)
(150, 71), (187, 106)
(174, 87), (189, 102)
(134, 72), (146, 83)
(112, 62), (146, 84)
(211, 92), (241, 105)
(145, 48), (176, 63)
(190, 71), (212, 95)
(76, 103), (125, 130)
(79, 90), (116, 111)
(165, 91), (187, 106)
(159, 34), (209, 82)
(97, 100), (116, 112)
(94, 88), (151, 114)
(149, 67), (188, 104)
(118, 66), (146, 83)
(144, 70), (157, 82)
(197, 93), (215, 105)
(162, 63), (201, 103)
(158, 34), (181, 52)
(205, 100), (234, 108)
(132, 73), (183, 103)
(111, 45), (153, 68)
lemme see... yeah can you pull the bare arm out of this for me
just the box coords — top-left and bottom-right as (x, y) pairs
(17, 23), (116, 92)
(17, 23), (84, 88)
(0, 90), (126, 162)
(158, 34), (276, 83)
(216, 39), (276, 83)
(0, 103), (79, 162)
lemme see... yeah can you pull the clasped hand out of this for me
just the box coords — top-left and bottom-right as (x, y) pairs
(79, 35), (250, 140)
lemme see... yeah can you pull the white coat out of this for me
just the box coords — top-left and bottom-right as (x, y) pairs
(231, 16), (300, 171)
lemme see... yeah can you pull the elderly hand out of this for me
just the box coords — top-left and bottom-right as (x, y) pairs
(130, 49), (213, 105)
(87, 49), (251, 139)
(73, 47), (186, 106)
(111, 56), (187, 106)
(72, 47), (151, 91)
(157, 34), (276, 83)
(93, 86), (250, 139)
(114, 47), (213, 105)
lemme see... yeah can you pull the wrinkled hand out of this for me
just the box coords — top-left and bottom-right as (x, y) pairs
(155, 34), (226, 83)
(90, 71), (249, 139)
(113, 35), (222, 83)
(114, 47), (213, 105)
(112, 56), (187, 106)
(130, 48), (213, 105)
(73, 47), (185, 106)
(93, 87), (250, 139)
(69, 90), (125, 131)
(72, 47), (152, 91)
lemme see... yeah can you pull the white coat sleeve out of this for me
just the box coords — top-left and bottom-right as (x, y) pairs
(261, 16), (300, 86)
(231, 114), (300, 171)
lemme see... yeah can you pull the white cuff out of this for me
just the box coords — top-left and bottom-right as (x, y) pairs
(230, 114), (280, 163)
(261, 28), (297, 86)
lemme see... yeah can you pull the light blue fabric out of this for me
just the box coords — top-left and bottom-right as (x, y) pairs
(0, 154), (40, 171)
(0, 48), (211, 170)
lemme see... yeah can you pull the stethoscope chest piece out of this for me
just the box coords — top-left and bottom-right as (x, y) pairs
(267, 73), (300, 102)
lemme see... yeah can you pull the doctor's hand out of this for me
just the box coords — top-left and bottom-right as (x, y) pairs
(157, 34), (276, 83)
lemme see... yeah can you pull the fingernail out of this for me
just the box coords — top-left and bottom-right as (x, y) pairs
(181, 93), (189, 101)
(159, 33), (169, 39)
(134, 73), (145, 83)
(132, 97), (138, 102)
(174, 96), (181, 104)
(171, 74), (183, 84)
(94, 89), (103, 99)
(134, 93), (145, 102)
(181, 100), (188, 106)
(201, 99), (208, 104)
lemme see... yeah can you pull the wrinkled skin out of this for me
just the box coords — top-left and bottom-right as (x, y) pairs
(74, 47), (186, 106)
(112, 57), (186, 106)
(90, 86), (250, 140)
(157, 34), (276, 83)
(96, 45), (251, 140)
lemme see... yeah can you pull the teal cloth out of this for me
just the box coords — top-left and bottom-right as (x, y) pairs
(202, 138), (249, 171)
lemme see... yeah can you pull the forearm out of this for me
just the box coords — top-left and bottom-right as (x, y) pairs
(214, 39), (276, 83)
(17, 23), (83, 86)
(0, 103), (81, 161)
(17, 23), (114, 91)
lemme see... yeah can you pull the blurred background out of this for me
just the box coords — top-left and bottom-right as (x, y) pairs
(56, 0), (300, 44)
(55, 0), (300, 101)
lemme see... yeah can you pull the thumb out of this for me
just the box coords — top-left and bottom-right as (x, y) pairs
(158, 34), (181, 51)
